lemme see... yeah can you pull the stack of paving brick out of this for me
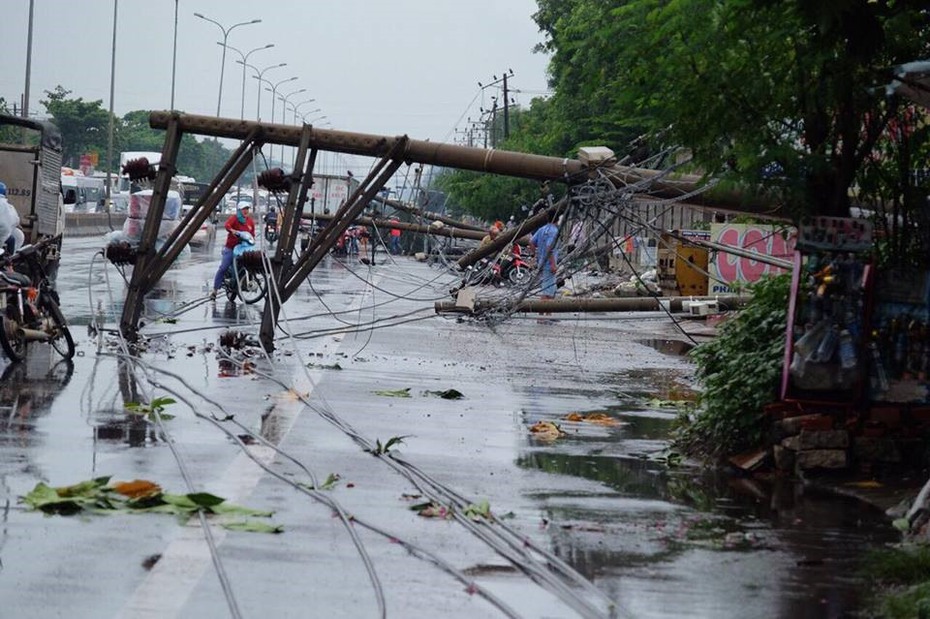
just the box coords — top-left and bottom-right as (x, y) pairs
(773, 415), (849, 473)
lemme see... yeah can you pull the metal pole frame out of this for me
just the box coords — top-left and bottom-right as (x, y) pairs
(120, 116), (183, 339)
(259, 124), (317, 350)
(119, 121), (265, 339)
(281, 137), (409, 298)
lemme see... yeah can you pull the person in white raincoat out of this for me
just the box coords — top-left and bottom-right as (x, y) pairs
(0, 181), (22, 255)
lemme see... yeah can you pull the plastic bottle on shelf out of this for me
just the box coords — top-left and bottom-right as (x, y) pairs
(794, 320), (827, 360)
(868, 332), (890, 392)
(838, 328), (857, 369)
(814, 324), (839, 363)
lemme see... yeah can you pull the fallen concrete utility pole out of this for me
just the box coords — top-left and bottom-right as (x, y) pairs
(307, 213), (488, 241)
(370, 194), (486, 232)
(149, 112), (781, 217)
(435, 294), (749, 315)
(456, 198), (568, 269)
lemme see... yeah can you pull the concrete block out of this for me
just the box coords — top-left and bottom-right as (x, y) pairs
(773, 445), (796, 471)
(796, 449), (848, 470)
(774, 414), (830, 438)
(798, 429), (849, 450)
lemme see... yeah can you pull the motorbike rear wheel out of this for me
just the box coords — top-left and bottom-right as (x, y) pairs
(507, 264), (531, 286)
(237, 269), (267, 304)
(0, 313), (26, 362)
(42, 297), (75, 360)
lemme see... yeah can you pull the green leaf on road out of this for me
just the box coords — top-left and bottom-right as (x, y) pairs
(19, 478), (279, 533)
(222, 520), (284, 534)
(374, 387), (411, 398)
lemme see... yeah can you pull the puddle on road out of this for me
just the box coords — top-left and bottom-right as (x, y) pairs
(518, 373), (897, 618)
(0, 356), (73, 445)
(93, 410), (160, 447)
(609, 367), (699, 403)
(636, 338), (695, 356)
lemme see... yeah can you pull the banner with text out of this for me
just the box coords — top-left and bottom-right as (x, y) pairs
(708, 223), (796, 293)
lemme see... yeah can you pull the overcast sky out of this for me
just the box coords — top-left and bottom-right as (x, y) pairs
(0, 0), (552, 151)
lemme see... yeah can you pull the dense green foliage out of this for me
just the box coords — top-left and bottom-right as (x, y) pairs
(41, 86), (111, 166)
(436, 0), (930, 223)
(35, 86), (233, 181)
(674, 274), (791, 458)
(861, 546), (930, 618)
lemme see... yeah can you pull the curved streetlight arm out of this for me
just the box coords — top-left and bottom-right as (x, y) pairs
(291, 98), (316, 113)
(264, 76), (298, 125)
(194, 14), (261, 117)
(220, 43), (273, 120)
(277, 88), (307, 107)
(241, 61), (286, 120)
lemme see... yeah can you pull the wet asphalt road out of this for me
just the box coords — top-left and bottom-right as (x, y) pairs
(0, 236), (897, 618)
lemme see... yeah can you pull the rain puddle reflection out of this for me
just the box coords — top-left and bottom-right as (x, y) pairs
(0, 355), (73, 446)
(518, 371), (897, 618)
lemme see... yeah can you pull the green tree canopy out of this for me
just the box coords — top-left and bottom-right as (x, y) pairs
(436, 1), (930, 223)
(40, 86), (110, 167)
(37, 87), (235, 182)
(534, 0), (930, 218)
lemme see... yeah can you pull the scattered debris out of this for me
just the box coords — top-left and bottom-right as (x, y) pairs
(463, 499), (491, 521)
(410, 501), (451, 519)
(461, 564), (519, 576)
(370, 435), (409, 455)
(125, 396), (177, 422)
(374, 387), (411, 398)
(141, 554), (161, 570)
(728, 448), (769, 472)
(563, 412), (622, 426)
(529, 421), (565, 441)
(20, 476), (281, 533)
(306, 362), (343, 370)
(425, 389), (465, 400)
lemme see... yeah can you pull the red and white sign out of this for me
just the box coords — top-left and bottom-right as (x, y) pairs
(708, 223), (796, 293)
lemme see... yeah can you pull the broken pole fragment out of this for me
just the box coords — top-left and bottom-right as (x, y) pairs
(434, 295), (750, 315)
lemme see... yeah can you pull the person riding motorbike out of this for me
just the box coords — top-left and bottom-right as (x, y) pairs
(264, 207), (279, 239)
(210, 204), (255, 300)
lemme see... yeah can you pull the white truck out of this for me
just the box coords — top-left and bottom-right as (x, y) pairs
(60, 172), (106, 213)
(0, 113), (65, 276)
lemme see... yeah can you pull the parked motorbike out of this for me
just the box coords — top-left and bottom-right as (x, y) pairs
(499, 250), (531, 285)
(222, 231), (267, 304)
(0, 237), (75, 362)
(462, 245), (531, 287)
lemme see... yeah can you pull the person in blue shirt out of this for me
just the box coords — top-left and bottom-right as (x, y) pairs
(531, 209), (560, 304)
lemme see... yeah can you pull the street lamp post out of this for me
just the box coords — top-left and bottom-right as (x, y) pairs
(220, 42), (273, 120)
(170, 0), (178, 109)
(277, 88), (307, 162)
(265, 76), (298, 126)
(290, 98), (317, 126)
(238, 61), (286, 120)
(194, 13), (260, 117)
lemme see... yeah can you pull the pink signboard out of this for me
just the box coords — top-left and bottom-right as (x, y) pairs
(708, 223), (797, 293)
